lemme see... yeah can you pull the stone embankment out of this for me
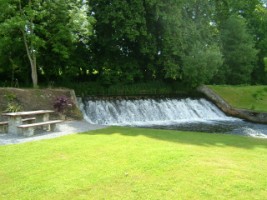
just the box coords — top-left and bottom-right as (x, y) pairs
(197, 85), (267, 124)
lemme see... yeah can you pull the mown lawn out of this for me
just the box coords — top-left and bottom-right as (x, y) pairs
(208, 85), (267, 112)
(1, 126), (267, 200)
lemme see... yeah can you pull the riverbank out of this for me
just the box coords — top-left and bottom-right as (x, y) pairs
(208, 85), (267, 112)
(198, 85), (267, 124)
(1, 85), (267, 124)
(0, 120), (106, 145)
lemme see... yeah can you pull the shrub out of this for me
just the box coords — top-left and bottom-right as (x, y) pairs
(4, 93), (22, 112)
(53, 96), (73, 113)
(5, 102), (22, 112)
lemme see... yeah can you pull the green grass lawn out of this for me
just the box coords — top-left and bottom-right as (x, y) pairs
(1, 127), (267, 199)
(208, 85), (267, 112)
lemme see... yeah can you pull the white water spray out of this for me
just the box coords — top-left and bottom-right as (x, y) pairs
(79, 98), (235, 125)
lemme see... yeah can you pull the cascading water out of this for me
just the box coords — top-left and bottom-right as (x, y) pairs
(79, 97), (267, 138)
(79, 98), (234, 125)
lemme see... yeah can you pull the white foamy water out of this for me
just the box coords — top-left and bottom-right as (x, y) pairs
(79, 98), (236, 125)
(78, 97), (267, 138)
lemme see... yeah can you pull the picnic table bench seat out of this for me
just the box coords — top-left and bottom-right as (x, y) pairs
(0, 117), (36, 133)
(18, 120), (63, 137)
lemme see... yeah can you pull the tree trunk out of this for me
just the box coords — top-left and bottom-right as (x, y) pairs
(22, 29), (38, 88)
(30, 54), (38, 88)
(19, 0), (38, 88)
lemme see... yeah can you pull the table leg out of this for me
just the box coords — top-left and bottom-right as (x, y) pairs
(8, 116), (22, 135)
(43, 113), (49, 121)
(36, 113), (49, 122)
(42, 113), (50, 130)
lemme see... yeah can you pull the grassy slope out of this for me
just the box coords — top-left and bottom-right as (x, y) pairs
(1, 126), (267, 200)
(208, 85), (267, 112)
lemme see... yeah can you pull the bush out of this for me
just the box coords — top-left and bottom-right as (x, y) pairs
(53, 96), (73, 113)
(4, 93), (22, 112)
(55, 81), (194, 97)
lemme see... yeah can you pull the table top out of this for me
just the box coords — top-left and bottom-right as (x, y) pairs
(2, 110), (54, 116)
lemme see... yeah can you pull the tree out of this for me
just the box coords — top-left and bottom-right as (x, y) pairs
(250, 2), (267, 83)
(0, 0), (94, 88)
(89, 0), (223, 86)
(213, 0), (266, 84)
(151, 0), (184, 80)
(182, 43), (223, 87)
(180, 0), (223, 86)
(88, 0), (146, 85)
(220, 15), (258, 84)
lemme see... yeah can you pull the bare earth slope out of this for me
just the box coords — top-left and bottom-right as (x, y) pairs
(0, 87), (82, 120)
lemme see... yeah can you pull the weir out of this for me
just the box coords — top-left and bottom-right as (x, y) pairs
(79, 98), (235, 125)
(78, 97), (267, 138)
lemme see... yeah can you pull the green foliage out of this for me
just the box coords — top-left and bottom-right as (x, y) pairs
(155, 0), (184, 80)
(220, 15), (258, 84)
(57, 81), (194, 97)
(0, 0), (95, 87)
(264, 57), (267, 72)
(5, 102), (22, 113)
(3, 93), (22, 112)
(0, 0), (267, 89)
(4, 93), (17, 102)
(182, 44), (223, 87)
(177, 0), (223, 86)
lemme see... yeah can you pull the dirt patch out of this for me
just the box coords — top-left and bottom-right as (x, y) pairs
(0, 88), (83, 121)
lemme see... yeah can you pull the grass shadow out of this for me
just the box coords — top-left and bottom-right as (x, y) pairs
(79, 126), (267, 149)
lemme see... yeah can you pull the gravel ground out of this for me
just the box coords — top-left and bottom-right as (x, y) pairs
(0, 120), (107, 146)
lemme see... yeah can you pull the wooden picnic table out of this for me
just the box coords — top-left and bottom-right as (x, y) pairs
(2, 110), (54, 134)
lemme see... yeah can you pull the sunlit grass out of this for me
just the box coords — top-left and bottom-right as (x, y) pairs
(1, 126), (267, 199)
(208, 85), (267, 112)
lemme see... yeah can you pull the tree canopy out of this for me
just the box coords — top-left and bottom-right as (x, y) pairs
(0, 0), (94, 87)
(0, 0), (266, 88)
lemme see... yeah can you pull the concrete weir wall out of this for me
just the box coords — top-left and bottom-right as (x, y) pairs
(197, 85), (267, 124)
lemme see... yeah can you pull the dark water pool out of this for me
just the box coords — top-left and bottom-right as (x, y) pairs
(137, 120), (267, 138)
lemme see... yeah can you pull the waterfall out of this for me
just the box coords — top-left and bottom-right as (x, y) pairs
(79, 98), (236, 125)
